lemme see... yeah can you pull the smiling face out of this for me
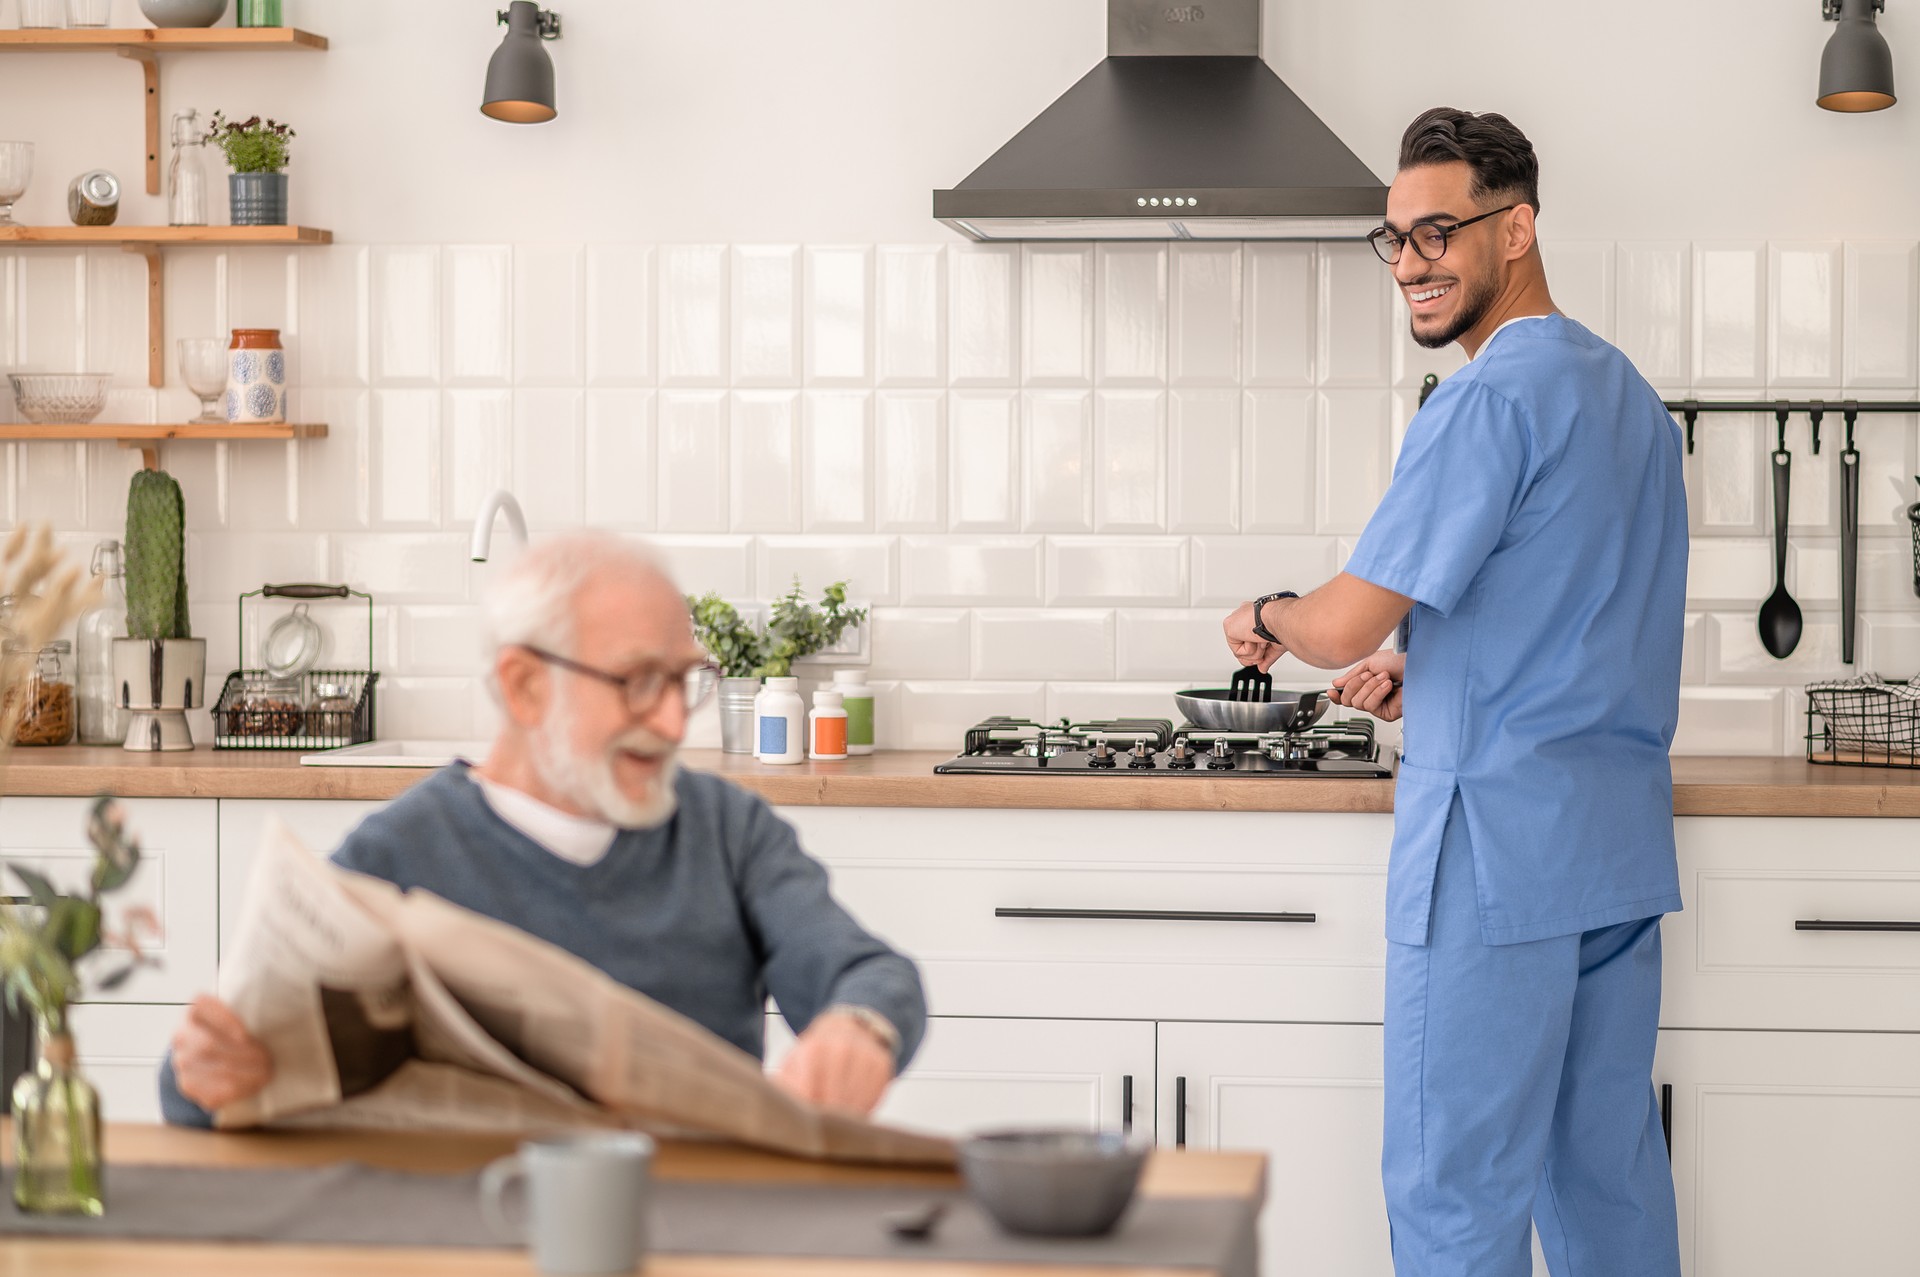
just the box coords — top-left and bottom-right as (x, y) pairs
(1385, 161), (1517, 351)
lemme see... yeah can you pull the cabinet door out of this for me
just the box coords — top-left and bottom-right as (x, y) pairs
(217, 799), (386, 958)
(66, 1004), (178, 1125)
(0, 797), (216, 1004)
(766, 1015), (1153, 1138)
(1658, 1028), (1920, 1277)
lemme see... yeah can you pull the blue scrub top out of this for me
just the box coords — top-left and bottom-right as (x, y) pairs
(1346, 314), (1688, 946)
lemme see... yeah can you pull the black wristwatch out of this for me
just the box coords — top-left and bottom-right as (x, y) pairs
(1251, 591), (1297, 643)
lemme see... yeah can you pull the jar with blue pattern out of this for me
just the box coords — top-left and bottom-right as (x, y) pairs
(224, 328), (286, 424)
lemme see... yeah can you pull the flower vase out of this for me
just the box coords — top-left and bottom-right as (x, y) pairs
(223, 328), (286, 425)
(11, 1024), (104, 1216)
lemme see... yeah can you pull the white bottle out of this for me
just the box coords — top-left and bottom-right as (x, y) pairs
(756, 676), (806, 765)
(808, 688), (848, 761)
(832, 669), (874, 755)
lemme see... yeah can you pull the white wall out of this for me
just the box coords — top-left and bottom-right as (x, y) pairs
(2, 0), (1918, 754)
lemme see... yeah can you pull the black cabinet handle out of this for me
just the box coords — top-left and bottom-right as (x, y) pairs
(1174, 1076), (1187, 1149)
(995, 907), (1316, 924)
(1121, 1074), (1133, 1134)
(1660, 1083), (1672, 1156)
(1795, 919), (1920, 933)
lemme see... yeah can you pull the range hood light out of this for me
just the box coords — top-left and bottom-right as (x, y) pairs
(1818, 0), (1896, 112)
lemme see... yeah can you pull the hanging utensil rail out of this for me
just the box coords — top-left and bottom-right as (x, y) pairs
(1663, 398), (1920, 456)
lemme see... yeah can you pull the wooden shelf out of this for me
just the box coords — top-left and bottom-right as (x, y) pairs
(0, 28), (326, 52)
(0, 226), (332, 245)
(0, 422), (327, 470)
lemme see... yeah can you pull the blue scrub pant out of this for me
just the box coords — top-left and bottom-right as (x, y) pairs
(1381, 798), (1681, 1277)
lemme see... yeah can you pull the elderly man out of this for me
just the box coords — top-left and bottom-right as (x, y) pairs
(162, 532), (924, 1125)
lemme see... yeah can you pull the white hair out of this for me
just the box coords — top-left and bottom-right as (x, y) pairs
(481, 532), (675, 659)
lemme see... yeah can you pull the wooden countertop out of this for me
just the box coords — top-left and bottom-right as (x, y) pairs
(0, 1122), (1263, 1277)
(4, 746), (1920, 817)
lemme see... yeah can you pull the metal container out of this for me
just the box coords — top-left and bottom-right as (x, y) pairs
(66, 169), (119, 227)
(717, 676), (760, 754)
(228, 171), (288, 226)
(111, 637), (207, 752)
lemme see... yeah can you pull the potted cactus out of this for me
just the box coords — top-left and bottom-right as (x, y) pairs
(109, 471), (205, 751)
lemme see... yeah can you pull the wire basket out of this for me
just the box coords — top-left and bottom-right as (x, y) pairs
(1805, 676), (1920, 769)
(1908, 500), (1920, 598)
(213, 668), (379, 750)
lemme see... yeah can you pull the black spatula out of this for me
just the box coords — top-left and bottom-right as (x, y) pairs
(1229, 665), (1273, 703)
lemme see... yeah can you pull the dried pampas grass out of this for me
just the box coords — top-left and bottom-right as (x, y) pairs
(0, 524), (103, 752)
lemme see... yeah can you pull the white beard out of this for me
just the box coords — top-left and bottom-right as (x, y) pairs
(528, 682), (681, 829)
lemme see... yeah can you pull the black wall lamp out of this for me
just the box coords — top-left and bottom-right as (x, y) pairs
(483, 2), (564, 124)
(1819, 0), (1896, 111)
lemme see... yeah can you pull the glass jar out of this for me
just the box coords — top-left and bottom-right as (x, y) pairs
(165, 109), (210, 228)
(230, 675), (304, 739)
(311, 680), (357, 742)
(75, 541), (129, 746)
(9, 640), (74, 747)
(11, 1024), (104, 1216)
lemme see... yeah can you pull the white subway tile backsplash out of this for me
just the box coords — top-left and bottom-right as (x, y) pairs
(85, 249), (148, 387)
(1046, 536), (1187, 606)
(18, 251), (85, 376)
(1864, 615), (1920, 674)
(901, 535), (1043, 605)
(805, 246), (873, 385)
(1616, 244), (1690, 390)
(803, 390), (872, 531)
(728, 390), (800, 532)
(1116, 609), (1229, 681)
(948, 245), (1020, 386)
(398, 606), (490, 679)
(1022, 390), (1092, 532)
(973, 609), (1114, 680)
(1096, 244), (1166, 386)
(1688, 413), (1763, 532)
(948, 390), (1019, 531)
(875, 391), (945, 531)
(1540, 242), (1615, 341)
(1692, 242), (1766, 387)
(875, 245), (945, 386)
(583, 388), (655, 530)
(378, 677), (477, 741)
(165, 438), (230, 531)
(1768, 243), (1842, 387)
(1169, 244), (1240, 386)
(757, 535), (897, 605)
(655, 390), (729, 532)
(511, 388), (585, 530)
(1843, 242), (1919, 389)
(441, 245), (512, 386)
(1045, 682), (1186, 723)
(1243, 389), (1316, 535)
(298, 388), (371, 530)
(188, 531), (330, 604)
(1317, 243), (1389, 388)
(1093, 390), (1164, 533)
(1687, 537), (1773, 607)
(443, 388), (513, 526)
(370, 388), (442, 528)
(1022, 244), (1093, 385)
(731, 245), (800, 387)
(1316, 389), (1391, 535)
(15, 443), (85, 531)
(658, 245), (730, 386)
(1787, 439), (1836, 533)
(297, 245), (370, 387)
(868, 607), (972, 680)
(585, 244), (655, 386)
(1244, 243), (1315, 387)
(333, 534), (469, 604)
(1705, 611), (1848, 684)
(225, 441), (298, 532)
(892, 681), (1046, 750)
(514, 244), (586, 385)
(645, 534), (754, 598)
(371, 245), (441, 384)
(1167, 389), (1240, 533)
(1190, 535), (1340, 606)
(1672, 687), (1785, 755)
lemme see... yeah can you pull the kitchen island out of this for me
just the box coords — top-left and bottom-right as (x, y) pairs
(3, 748), (1914, 1277)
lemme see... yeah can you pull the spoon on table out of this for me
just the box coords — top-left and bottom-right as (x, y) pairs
(1758, 436), (1802, 659)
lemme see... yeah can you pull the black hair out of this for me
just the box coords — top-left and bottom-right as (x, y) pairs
(1397, 108), (1540, 216)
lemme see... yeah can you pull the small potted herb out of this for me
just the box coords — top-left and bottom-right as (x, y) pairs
(205, 110), (296, 226)
(688, 581), (865, 754)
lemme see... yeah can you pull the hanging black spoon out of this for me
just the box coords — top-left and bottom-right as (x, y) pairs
(1758, 405), (1802, 659)
(1839, 406), (1860, 665)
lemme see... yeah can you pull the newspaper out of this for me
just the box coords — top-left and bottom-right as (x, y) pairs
(215, 816), (955, 1168)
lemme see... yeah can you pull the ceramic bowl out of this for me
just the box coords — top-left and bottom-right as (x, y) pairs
(958, 1129), (1147, 1238)
(7, 373), (110, 425)
(139, 0), (229, 27)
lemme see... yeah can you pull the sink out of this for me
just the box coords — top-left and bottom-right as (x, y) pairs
(300, 740), (491, 768)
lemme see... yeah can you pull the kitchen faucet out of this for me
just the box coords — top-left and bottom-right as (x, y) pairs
(470, 489), (528, 562)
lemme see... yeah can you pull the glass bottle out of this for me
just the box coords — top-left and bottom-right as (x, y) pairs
(75, 540), (129, 746)
(11, 1022), (105, 1216)
(166, 110), (209, 228)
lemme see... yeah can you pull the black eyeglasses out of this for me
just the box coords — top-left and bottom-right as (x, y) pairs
(1367, 204), (1517, 265)
(520, 646), (720, 715)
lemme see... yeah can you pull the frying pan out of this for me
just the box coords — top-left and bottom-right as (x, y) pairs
(1173, 686), (1330, 733)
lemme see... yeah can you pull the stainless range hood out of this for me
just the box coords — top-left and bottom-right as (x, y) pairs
(934, 0), (1386, 241)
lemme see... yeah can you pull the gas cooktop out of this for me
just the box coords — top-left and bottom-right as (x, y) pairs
(932, 717), (1395, 778)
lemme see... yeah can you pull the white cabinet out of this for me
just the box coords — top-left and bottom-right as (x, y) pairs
(65, 1004), (178, 1124)
(216, 799), (385, 957)
(767, 1014), (1154, 1139)
(1657, 1028), (1920, 1277)
(0, 798), (217, 1005)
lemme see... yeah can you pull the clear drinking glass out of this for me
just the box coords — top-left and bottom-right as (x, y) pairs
(0, 143), (32, 226)
(65, 0), (112, 27)
(18, 0), (67, 27)
(179, 338), (228, 424)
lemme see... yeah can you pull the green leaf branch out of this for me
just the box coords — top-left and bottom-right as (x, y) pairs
(204, 110), (297, 174)
(686, 580), (867, 679)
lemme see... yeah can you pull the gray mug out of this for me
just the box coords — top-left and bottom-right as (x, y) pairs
(480, 1131), (655, 1274)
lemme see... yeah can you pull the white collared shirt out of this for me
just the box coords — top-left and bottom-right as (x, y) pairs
(471, 773), (618, 866)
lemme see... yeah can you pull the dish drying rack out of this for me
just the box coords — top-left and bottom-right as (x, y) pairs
(212, 583), (379, 750)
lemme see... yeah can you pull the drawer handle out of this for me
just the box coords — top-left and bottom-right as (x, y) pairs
(1794, 919), (1920, 933)
(1660, 1083), (1672, 1156)
(1121, 1074), (1133, 1135)
(995, 907), (1317, 924)
(1175, 1075), (1187, 1149)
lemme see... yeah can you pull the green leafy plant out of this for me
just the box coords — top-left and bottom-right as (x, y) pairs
(686, 580), (867, 679)
(0, 797), (157, 1038)
(204, 111), (296, 174)
(123, 469), (190, 641)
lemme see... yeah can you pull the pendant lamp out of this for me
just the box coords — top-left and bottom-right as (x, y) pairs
(483, 2), (563, 124)
(1819, 0), (1896, 112)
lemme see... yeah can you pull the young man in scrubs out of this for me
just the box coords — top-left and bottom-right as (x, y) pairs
(1221, 108), (1687, 1277)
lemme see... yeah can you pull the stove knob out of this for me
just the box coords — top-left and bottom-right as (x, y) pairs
(1088, 737), (1116, 769)
(1207, 738), (1235, 770)
(1128, 739), (1155, 769)
(1167, 740), (1195, 770)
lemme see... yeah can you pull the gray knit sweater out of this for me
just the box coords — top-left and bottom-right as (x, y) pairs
(159, 762), (925, 1126)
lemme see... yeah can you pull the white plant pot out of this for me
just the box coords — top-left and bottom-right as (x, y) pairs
(111, 638), (206, 751)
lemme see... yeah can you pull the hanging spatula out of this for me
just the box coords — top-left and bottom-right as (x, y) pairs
(1229, 664), (1273, 703)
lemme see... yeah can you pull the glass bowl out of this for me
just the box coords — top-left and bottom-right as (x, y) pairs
(8, 374), (111, 425)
